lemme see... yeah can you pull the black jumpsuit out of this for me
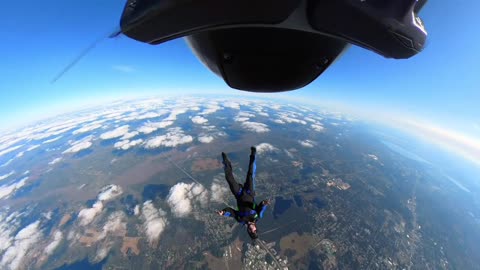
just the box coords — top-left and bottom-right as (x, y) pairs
(221, 150), (267, 224)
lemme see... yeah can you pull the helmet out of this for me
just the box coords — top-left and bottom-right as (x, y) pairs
(119, 0), (428, 92)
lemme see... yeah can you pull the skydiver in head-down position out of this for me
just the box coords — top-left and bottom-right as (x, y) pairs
(216, 146), (270, 240)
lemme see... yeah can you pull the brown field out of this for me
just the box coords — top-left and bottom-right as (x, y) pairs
(191, 158), (222, 172)
(279, 232), (315, 261)
(121, 237), (141, 256)
(59, 213), (71, 227)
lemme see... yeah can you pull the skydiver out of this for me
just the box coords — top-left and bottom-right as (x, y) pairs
(216, 146), (270, 240)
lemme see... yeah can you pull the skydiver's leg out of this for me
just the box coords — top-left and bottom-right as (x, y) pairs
(222, 152), (241, 196)
(243, 147), (256, 196)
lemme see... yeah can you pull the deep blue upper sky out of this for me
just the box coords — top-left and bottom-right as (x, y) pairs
(1, 0), (479, 137)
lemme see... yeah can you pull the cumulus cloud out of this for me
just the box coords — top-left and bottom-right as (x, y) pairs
(164, 108), (188, 121)
(0, 220), (43, 270)
(144, 128), (193, 148)
(210, 178), (228, 203)
(242, 121), (270, 133)
(49, 157), (62, 165)
(0, 177), (28, 200)
(101, 211), (127, 237)
(0, 145), (23, 158)
(78, 201), (103, 226)
(223, 102), (240, 110)
(137, 121), (174, 134)
(26, 145), (40, 151)
(191, 116), (208, 124)
(114, 139), (143, 150)
(200, 104), (222, 115)
(72, 123), (103, 135)
(277, 113), (307, 125)
(0, 171), (14, 181)
(0, 213), (16, 253)
(120, 131), (138, 140)
(97, 184), (123, 201)
(198, 135), (214, 144)
(63, 140), (93, 154)
(45, 231), (63, 255)
(100, 125), (130, 140)
(311, 124), (325, 132)
(299, 140), (315, 148)
(167, 182), (208, 217)
(42, 136), (63, 144)
(142, 201), (168, 246)
(234, 111), (255, 122)
(256, 143), (279, 155)
(77, 185), (123, 226)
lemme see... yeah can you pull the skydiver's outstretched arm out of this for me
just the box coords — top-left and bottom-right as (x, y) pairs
(243, 147), (256, 196)
(255, 199), (270, 218)
(222, 152), (241, 196)
(216, 207), (237, 218)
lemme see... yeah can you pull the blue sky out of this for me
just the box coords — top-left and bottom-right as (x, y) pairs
(1, 0), (479, 138)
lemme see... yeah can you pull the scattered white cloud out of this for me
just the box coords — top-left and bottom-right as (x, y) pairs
(144, 127), (193, 148)
(273, 119), (285, 124)
(114, 139), (143, 150)
(0, 220), (43, 270)
(142, 201), (168, 246)
(167, 182), (208, 217)
(191, 116), (208, 124)
(138, 121), (174, 134)
(78, 201), (103, 226)
(121, 131), (139, 140)
(305, 117), (317, 123)
(277, 113), (307, 125)
(48, 157), (62, 165)
(97, 184), (123, 201)
(242, 121), (270, 133)
(78, 185), (123, 226)
(234, 111), (255, 122)
(100, 125), (130, 140)
(15, 151), (24, 158)
(367, 154), (379, 161)
(0, 177), (28, 200)
(299, 140), (315, 148)
(256, 143), (279, 155)
(0, 145), (23, 158)
(42, 136), (63, 144)
(101, 211), (127, 237)
(164, 108), (188, 121)
(0, 171), (14, 181)
(311, 124), (325, 132)
(210, 178), (228, 203)
(45, 231), (63, 255)
(198, 135), (214, 144)
(200, 104), (222, 115)
(26, 145), (40, 151)
(234, 117), (249, 122)
(223, 102), (240, 110)
(1, 158), (14, 168)
(73, 124), (103, 135)
(63, 140), (93, 154)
